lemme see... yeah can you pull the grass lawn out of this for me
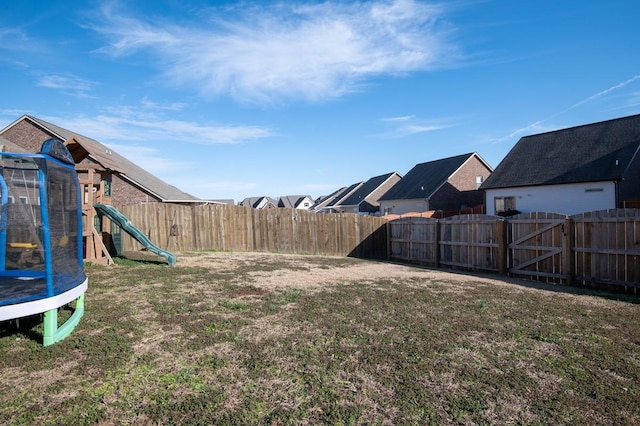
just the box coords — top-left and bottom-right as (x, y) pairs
(0, 251), (638, 425)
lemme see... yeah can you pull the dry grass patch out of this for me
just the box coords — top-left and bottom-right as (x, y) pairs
(0, 251), (638, 424)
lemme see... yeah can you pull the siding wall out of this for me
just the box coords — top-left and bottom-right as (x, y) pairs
(485, 182), (616, 215)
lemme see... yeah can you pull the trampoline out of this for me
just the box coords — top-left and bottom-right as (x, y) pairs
(0, 138), (87, 346)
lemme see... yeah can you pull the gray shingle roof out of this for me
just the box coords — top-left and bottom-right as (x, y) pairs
(379, 153), (477, 201)
(325, 182), (363, 207)
(481, 114), (640, 190)
(339, 172), (399, 207)
(312, 186), (346, 210)
(24, 116), (198, 201)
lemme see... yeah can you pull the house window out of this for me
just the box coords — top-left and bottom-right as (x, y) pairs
(19, 196), (29, 205)
(103, 176), (112, 196)
(494, 196), (515, 214)
(476, 176), (483, 189)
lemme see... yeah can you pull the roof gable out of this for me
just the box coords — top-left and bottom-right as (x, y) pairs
(312, 186), (347, 210)
(482, 114), (640, 189)
(16, 116), (198, 201)
(379, 153), (478, 201)
(278, 195), (313, 208)
(325, 182), (364, 207)
(339, 172), (400, 206)
(240, 196), (277, 208)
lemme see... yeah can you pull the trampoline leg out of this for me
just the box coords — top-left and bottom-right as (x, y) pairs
(43, 294), (85, 347)
(43, 308), (58, 347)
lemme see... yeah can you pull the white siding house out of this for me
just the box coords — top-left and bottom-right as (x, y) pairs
(481, 114), (640, 216)
(379, 198), (430, 215)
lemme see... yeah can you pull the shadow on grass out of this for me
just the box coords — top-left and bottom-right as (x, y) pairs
(115, 251), (168, 266)
(0, 314), (46, 345)
(366, 258), (640, 304)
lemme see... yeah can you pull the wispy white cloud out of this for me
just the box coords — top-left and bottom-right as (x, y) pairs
(41, 102), (272, 177)
(56, 113), (273, 145)
(494, 74), (640, 143)
(87, 0), (458, 104)
(104, 143), (193, 175)
(0, 27), (31, 51)
(568, 75), (640, 110)
(36, 73), (97, 97)
(381, 115), (415, 122)
(377, 114), (457, 138)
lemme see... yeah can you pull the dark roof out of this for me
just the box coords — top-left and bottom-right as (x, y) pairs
(325, 182), (363, 207)
(312, 186), (346, 210)
(20, 115), (199, 202)
(379, 153), (479, 201)
(481, 114), (640, 190)
(339, 172), (398, 207)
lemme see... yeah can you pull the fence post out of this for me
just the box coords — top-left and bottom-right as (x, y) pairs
(386, 221), (391, 260)
(563, 217), (574, 285)
(434, 219), (441, 268)
(190, 204), (198, 251)
(497, 219), (508, 276)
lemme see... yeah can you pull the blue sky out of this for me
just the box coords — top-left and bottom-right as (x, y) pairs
(1, 0), (639, 202)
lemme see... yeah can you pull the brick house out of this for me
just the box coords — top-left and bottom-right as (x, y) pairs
(0, 115), (198, 206)
(331, 172), (402, 214)
(378, 152), (493, 215)
(313, 182), (364, 213)
(0, 115), (199, 262)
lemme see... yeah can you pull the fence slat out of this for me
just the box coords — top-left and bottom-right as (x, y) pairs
(114, 204), (638, 291)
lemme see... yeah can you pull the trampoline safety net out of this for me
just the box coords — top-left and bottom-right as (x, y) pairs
(0, 139), (86, 307)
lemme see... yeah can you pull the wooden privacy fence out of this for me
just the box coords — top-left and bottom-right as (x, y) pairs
(117, 203), (387, 258)
(113, 203), (638, 290)
(388, 209), (640, 290)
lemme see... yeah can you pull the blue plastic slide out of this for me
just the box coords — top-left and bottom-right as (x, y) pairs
(94, 203), (176, 266)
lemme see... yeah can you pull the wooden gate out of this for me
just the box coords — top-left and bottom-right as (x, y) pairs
(439, 215), (502, 272)
(507, 212), (567, 282)
(388, 217), (438, 265)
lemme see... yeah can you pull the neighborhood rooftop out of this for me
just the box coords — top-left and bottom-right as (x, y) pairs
(339, 172), (399, 207)
(481, 113), (640, 189)
(12, 115), (199, 202)
(379, 153), (484, 201)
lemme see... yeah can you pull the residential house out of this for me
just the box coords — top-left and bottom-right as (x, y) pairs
(378, 152), (493, 215)
(0, 135), (28, 153)
(481, 114), (640, 216)
(206, 199), (235, 205)
(332, 172), (402, 214)
(0, 114), (199, 263)
(0, 115), (198, 206)
(314, 182), (364, 213)
(239, 196), (278, 209)
(278, 195), (314, 210)
(311, 187), (347, 212)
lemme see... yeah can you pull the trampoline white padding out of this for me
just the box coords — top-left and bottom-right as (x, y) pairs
(0, 278), (87, 321)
